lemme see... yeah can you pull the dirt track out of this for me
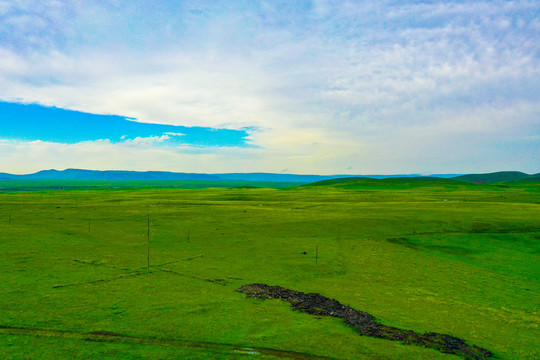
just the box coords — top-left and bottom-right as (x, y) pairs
(0, 324), (333, 360)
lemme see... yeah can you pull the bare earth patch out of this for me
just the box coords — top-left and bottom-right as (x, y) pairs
(237, 283), (494, 360)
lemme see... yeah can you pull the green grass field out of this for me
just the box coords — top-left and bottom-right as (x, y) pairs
(1, 180), (538, 359)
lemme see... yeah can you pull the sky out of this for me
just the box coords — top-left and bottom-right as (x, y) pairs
(0, 0), (539, 175)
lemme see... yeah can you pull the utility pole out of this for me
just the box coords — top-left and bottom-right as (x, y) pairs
(147, 215), (150, 271)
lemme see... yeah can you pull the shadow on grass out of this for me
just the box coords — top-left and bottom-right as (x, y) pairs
(387, 237), (479, 257)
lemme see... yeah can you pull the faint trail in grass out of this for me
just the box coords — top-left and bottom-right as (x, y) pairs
(73, 259), (132, 271)
(53, 270), (148, 289)
(155, 260), (180, 266)
(157, 255), (204, 266)
(153, 267), (228, 286)
(181, 254), (204, 261)
(0, 325), (334, 360)
(56, 257), (227, 289)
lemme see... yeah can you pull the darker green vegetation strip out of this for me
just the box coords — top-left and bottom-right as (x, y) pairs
(237, 284), (494, 360)
(387, 238), (480, 257)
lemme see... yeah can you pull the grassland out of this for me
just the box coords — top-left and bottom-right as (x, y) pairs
(0, 179), (538, 359)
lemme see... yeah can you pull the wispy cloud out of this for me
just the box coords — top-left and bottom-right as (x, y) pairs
(0, 0), (538, 174)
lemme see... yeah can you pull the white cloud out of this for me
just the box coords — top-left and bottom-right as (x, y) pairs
(0, 0), (538, 174)
(123, 135), (171, 146)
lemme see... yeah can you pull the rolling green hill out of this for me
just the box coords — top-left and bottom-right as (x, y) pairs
(302, 172), (540, 189)
(511, 175), (540, 184)
(303, 176), (467, 189)
(452, 171), (538, 183)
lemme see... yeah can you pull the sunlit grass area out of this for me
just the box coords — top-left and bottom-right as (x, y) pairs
(1, 180), (538, 359)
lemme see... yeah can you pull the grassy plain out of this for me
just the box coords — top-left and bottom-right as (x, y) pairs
(0, 179), (538, 359)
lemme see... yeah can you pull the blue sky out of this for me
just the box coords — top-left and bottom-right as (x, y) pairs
(0, 0), (539, 174)
(0, 101), (251, 146)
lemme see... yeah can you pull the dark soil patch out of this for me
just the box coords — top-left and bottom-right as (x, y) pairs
(237, 283), (494, 360)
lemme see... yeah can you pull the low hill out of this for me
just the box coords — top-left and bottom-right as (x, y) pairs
(303, 176), (464, 189)
(0, 172), (17, 179)
(512, 174), (540, 184)
(215, 173), (356, 183)
(302, 177), (373, 186)
(453, 171), (537, 183)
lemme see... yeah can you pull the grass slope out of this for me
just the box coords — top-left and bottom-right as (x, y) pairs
(0, 181), (538, 359)
(452, 171), (538, 183)
(512, 175), (540, 184)
(303, 176), (466, 189)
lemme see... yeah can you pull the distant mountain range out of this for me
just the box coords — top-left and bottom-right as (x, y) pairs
(0, 169), (537, 183)
(0, 169), (222, 181)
